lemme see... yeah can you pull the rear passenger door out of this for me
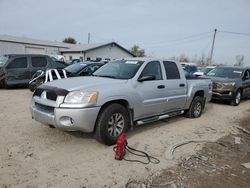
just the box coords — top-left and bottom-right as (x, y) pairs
(163, 61), (187, 112)
(5, 56), (30, 85)
(30, 56), (49, 78)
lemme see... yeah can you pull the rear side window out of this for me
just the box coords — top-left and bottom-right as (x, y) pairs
(7, 57), (28, 69)
(163, 61), (180, 79)
(31, 57), (47, 67)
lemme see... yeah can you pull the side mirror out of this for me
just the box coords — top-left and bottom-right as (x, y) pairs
(138, 75), (156, 82)
(243, 76), (249, 81)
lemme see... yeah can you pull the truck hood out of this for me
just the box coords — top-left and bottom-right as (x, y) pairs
(44, 76), (128, 91)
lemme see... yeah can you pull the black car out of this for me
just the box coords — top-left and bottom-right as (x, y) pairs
(0, 54), (67, 88)
(64, 62), (104, 76)
(28, 62), (104, 91)
(206, 66), (250, 105)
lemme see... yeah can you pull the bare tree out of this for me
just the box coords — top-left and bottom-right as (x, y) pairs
(234, 55), (245, 67)
(169, 54), (190, 62)
(178, 54), (190, 62)
(196, 53), (210, 66)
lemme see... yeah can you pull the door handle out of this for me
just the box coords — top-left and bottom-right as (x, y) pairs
(157, 85), (165, 89)
(179, 83), (185, 87)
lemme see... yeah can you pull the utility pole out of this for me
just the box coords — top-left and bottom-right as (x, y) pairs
(88, 33), (90, 44)
(209, 29), (217, 65)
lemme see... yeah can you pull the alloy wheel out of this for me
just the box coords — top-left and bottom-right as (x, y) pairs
(193, 102), (202, 117)
(107, 113), (125, 137)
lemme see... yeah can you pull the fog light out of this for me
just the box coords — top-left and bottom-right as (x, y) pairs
(59, 116), (74, 126)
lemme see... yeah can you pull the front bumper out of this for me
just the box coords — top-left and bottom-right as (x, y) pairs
(212, 90), (235, 101)
(30, 104), (101, 132)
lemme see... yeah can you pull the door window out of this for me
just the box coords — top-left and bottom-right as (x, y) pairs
(163, 61), (180, 79)
(7, 57), (28, 69)
(140, 61), (162, 80)
(31, 57), (47, 67)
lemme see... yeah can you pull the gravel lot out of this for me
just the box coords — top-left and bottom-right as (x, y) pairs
(0, 89), (249, 188)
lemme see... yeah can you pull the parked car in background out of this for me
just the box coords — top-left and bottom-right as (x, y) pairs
(181, 63), (198, 76)
(28, 62), (104, 91)
(0, 54), (67, 88)
(30, 58), (212, 145)
(64, 62), (104, 77)
(65, 59), (82, 65)
(50, 55), (66, 62)
(206, 66), (250, 106)
(194, 66), (216, 76)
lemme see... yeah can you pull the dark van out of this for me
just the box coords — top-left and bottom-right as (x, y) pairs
(0, 54), (67, 88)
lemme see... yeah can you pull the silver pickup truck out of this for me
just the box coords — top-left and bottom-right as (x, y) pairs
(30, 58), (212, 145)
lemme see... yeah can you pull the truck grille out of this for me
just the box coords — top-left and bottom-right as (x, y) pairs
(33, 86), (69, 101)
(46, 91), (57, 101)
(35, 103), (54, 112)
(34, 88), (43, 97)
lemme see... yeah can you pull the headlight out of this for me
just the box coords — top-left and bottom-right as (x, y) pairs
(64, 91), (98, 105)
(222, 82), (235, 87)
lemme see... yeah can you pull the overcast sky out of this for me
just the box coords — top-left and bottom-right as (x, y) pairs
(0, 0), (250, 65)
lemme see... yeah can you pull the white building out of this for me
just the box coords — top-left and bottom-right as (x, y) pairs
(0, 34), (72, 55)
(0, 34), (135, 61)
(60, 42), (135, 61)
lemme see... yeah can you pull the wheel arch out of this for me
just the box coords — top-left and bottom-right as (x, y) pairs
(237, 87), (243, 94)
(194, 90), (205, 98)
(185, 90), (205, 110)
(94, 99), (133, 132)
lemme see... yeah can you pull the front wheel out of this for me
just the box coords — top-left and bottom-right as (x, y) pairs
(94, 103), (129, 145)
(230, 90), (241, 106)
(185, 96), (204, 118)
(1, 79), (9, 89)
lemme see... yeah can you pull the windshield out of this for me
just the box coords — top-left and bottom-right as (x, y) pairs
(64, 63), (87, 73)
(0, 56), (9, 67)
(207, 68), (243, 78)
(204, 67), (214, 74)
(93, 60), (144, 79)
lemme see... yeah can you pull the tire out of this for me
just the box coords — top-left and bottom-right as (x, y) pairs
(95, 103), (129, 145)
(2, 79), (9, 89)
(230, 90), (241, 106)
(185, 96), (204, 118)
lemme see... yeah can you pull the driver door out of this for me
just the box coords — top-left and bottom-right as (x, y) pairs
(135, 61), (167, 118)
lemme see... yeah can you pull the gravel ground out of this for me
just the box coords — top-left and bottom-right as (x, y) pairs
(0, 89), (249, 188)
(127, 112), (250, 188)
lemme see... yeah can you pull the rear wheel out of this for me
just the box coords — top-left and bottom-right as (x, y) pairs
(95, 103), (129, 145)
(185, 96), (204, 118)
(230, 90), (241, 106)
